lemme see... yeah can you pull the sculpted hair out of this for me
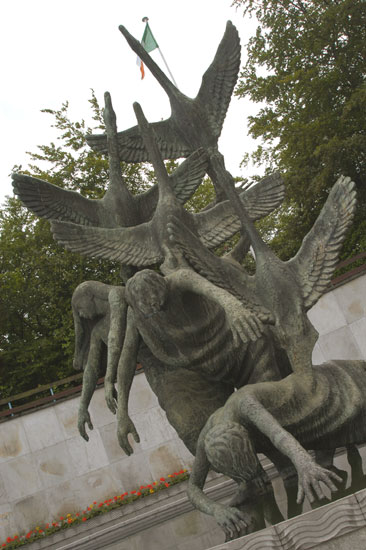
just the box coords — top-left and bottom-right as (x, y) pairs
(204, 422), (263, 483)
(125, 270), (167, 300)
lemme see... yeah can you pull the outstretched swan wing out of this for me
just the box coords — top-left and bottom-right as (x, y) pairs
(194, 172), (285, 248)
(289, 176), (357, 310)
(12, 173), (103, 226)
(50, 220), (162, 267)
(197, 21), (241, 139)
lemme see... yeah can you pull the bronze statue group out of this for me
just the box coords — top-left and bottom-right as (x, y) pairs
(13, 21), (366, 542)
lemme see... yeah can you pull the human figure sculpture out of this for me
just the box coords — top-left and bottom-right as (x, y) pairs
(169, 170), (357, 373)
(12, 15), (365, 541)
(71, 280), (127, 440)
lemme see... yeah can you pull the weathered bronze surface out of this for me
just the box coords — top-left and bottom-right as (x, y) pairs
(12, 20), (363, 542)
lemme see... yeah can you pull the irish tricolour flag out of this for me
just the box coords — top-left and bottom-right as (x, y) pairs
(137, 20), (158, 79)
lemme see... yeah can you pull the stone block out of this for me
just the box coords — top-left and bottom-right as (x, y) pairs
(22, 407), (64, 452)
(33, 441), (74, 489)
(13, 492), (51, 535)
(0, 503), (16, 544)
(333, 276), (366, 325)
(65, 430), (109, 476)
(88, 387), (117, 429)
(175, 526), (221, 550)
(43, 479), (81, 520)
(0, 472), (9, 505)
(350, 317), (366, 359)
(1, 453), (42, 500)
(128, 372), (160, 415)
(65, 467), (118, 510)
(97, 421), (138, 463)
(211, 525), (281, 549)
(0, 417), (30, 463)
(312, 342), (326, 365)
(132, 520), (177, 550)
(149, 442), (185, 479)
(308, 292), (347, 335)
(54, 397), (81, 439)
(109, 451), (153, 493)
(132, 406), (177, 451)
(172, 436), (195, 469)
(317, 326), (363, 361)
(275, 493), (365, 550)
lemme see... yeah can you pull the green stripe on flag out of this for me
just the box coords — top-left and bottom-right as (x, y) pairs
(141, 23), (158, 53)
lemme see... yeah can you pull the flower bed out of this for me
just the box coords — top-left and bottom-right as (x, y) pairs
(1, 469), (189, 549)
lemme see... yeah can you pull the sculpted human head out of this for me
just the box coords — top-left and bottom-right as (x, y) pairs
(125, 269), (168, 318)
(204, 422), (263, 484)
(72, 281), (108, 319)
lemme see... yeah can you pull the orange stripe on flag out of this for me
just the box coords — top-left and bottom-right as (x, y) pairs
(140, 60), (145, 80)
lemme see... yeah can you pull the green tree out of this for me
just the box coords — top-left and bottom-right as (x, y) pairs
(0, 93), (153, 397)
(234, 0), (366, 259)
(0, 93), (217, 398)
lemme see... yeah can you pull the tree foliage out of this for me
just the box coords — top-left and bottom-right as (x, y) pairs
(0, 93), (154, 397)
(234, 0), (366, 259)
(0, 93), (218, 398)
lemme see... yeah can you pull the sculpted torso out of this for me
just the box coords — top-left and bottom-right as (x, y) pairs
(126, 269), (281, 387)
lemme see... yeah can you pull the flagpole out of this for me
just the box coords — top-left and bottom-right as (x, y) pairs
(142, 17), (178, 88)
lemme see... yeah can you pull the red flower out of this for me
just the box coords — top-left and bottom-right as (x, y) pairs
(114, 496), (118, 501)
(60, 516), (64, 521)
(14, 535), (18, 540)
(6, 538), (12, 543)
(26, 533), (32, 539)
(98, 503), (103, 508)
(93, 501), (97, 505)
(140, 485), (145, 489)
(131, 490), (136, 494)
(160, 477), (165, 482)
(137, 491), (142, 496)
(67, 519), (72, 524)
(165, 482), (170, 488)
(39, 530), (43, 534)
(82, 517), (87, 522)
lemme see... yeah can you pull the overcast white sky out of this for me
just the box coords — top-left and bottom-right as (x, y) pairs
(0, 0), (260, 206)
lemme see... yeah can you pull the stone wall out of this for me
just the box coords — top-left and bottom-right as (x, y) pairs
(309, 274), (366, 364)
(0, 372), (194, 543)
(0, 272), (365, 543)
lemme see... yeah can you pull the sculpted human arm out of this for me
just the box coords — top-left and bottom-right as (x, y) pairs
(116, 307), (141, 455)
(168, 268), (266, 344)
(78, 337), (103, 441)
(104, 287), (128, 414)
(237, 389), (341, 503)
(188, 431), (248, 540)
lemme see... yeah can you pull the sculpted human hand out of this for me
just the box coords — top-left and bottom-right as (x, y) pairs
(213, 504), (248, 540)
(117, 413), (140, 456)
(297, 461), (342, 504)
(105, 381), (117, 414)
(225, 296), (264, 345)
(78, 407), (93, 442)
